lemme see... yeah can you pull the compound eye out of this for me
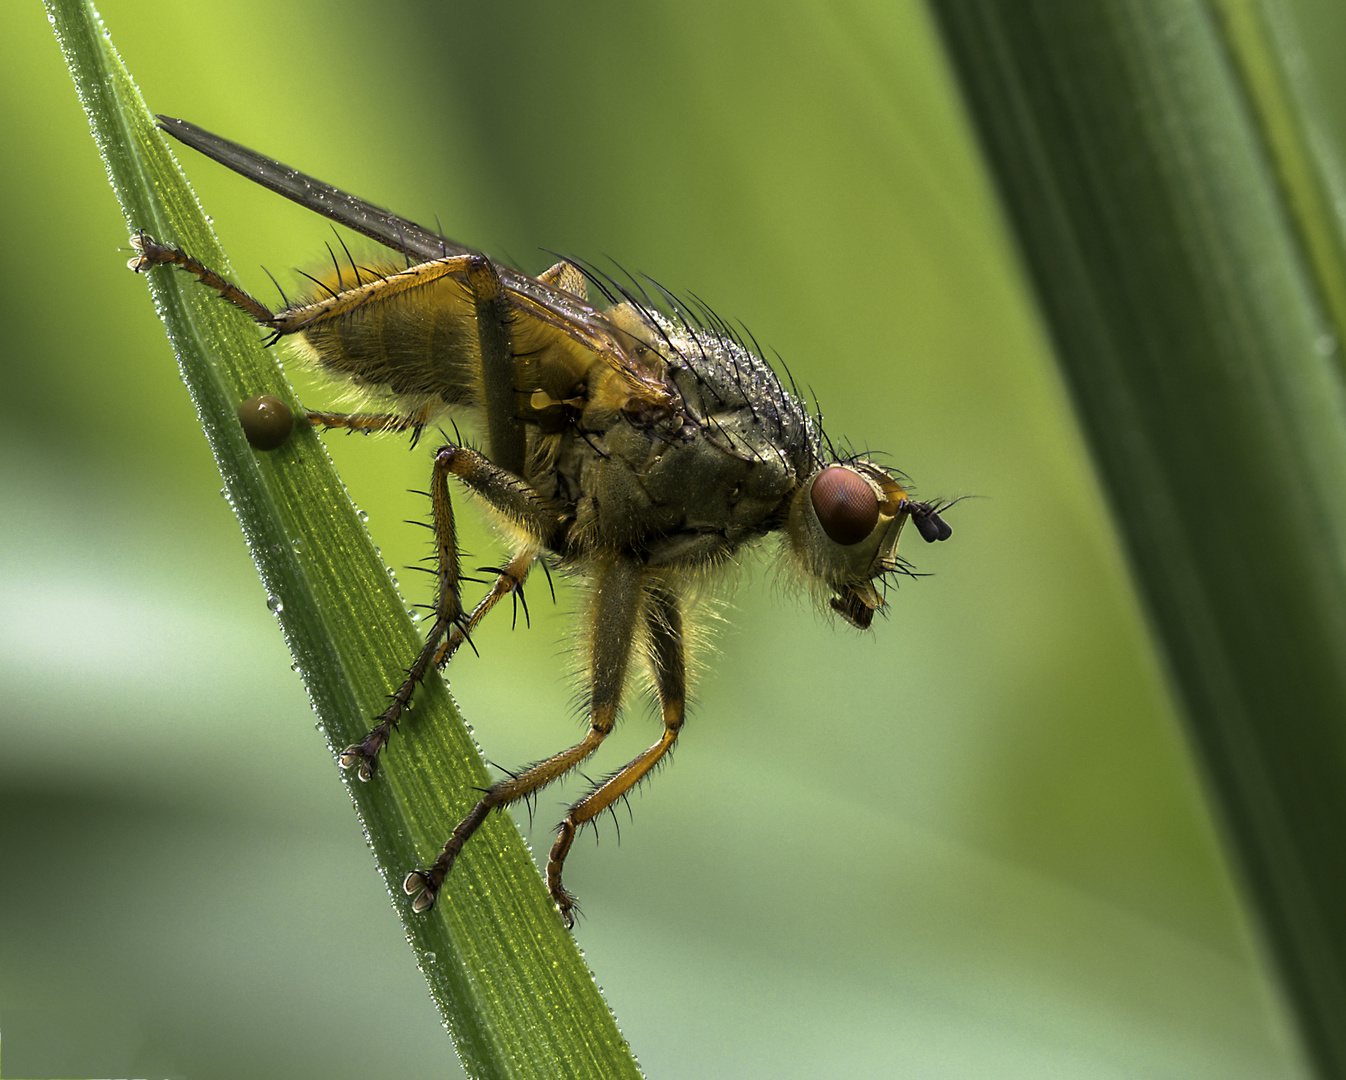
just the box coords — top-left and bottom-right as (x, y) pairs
(811, 466), (879, 546)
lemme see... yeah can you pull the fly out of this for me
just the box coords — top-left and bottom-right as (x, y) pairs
(131, 116), (954, 927)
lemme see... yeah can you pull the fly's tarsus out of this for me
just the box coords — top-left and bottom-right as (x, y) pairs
(404, 800), (492, 913)
(339, 724), (393, 782)
(130, 232), (279, 325)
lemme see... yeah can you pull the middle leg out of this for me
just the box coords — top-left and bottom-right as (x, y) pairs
(340, 444), (561, 779)
(403, 555), (647, 914)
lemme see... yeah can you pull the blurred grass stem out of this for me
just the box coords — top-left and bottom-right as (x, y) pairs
(928, 2), (1346, 1075)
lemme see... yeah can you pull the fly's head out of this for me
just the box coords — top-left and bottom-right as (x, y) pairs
(785, 461), (952, 629)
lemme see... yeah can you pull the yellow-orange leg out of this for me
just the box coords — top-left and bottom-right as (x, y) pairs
(129, 235), (439, 441)
(404, 556), (648, 916)
(548, 581), (685, 926)
(305, 407), (435, 437)
(306, 253), (526, 468)
(340, 444), (560, 780)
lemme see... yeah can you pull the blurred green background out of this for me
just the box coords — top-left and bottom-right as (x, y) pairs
(3, 1), (1341, 1076)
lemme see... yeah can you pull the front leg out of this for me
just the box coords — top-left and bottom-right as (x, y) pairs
(548, 579), (685, 926)
(403, 555), (646, 915)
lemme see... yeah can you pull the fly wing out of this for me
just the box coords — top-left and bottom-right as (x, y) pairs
(508, 287), (675, 413)
(158, 116), (672, 412)
(158, 116), (471, 263)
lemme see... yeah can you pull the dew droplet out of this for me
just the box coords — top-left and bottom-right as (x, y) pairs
(238, 394), (293, 450)
(267, 595), (284, 614)
(357, 509), (370, 523)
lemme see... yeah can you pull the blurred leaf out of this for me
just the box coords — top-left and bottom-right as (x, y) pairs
(928, 1), (1346, 1075)
(44, 0), (642, 1076)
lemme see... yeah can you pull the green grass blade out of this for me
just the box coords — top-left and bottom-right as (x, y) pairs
(45, 1), (642, 1076)
(1215, 1), (1346, 361)
(927, 2), (1346, 1075)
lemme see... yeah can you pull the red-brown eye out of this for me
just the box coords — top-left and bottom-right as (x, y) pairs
(810, 466), (879, 545)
